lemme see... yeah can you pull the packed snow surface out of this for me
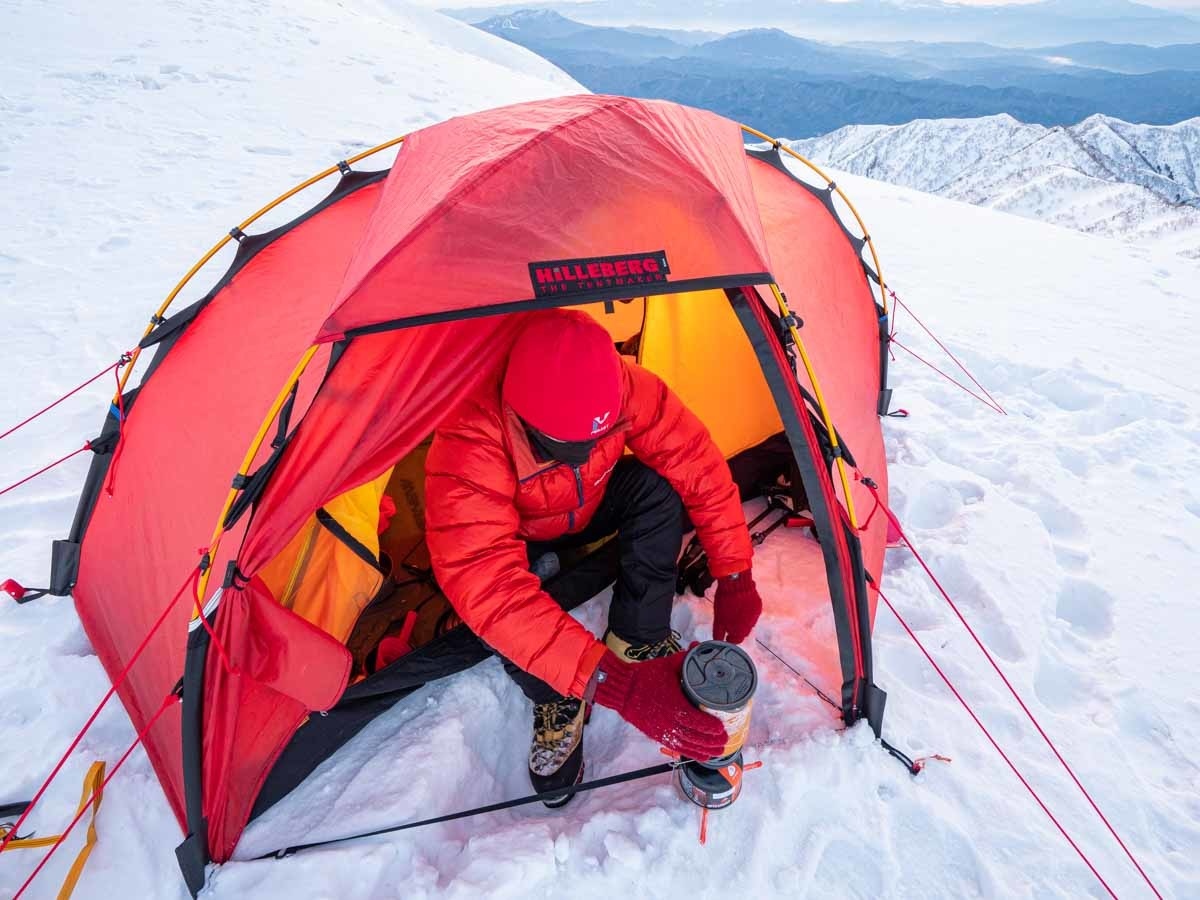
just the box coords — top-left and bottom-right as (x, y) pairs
(790, 114), (1200, 259)
(1, 1), (1198, 899)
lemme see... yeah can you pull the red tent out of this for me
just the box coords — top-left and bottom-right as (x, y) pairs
(47, 95), (893, 893)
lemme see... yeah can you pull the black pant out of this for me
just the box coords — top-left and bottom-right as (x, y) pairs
(502, 458), (683, 705)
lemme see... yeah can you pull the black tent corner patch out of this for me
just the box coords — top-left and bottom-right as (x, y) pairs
(529, 250), (670, 298)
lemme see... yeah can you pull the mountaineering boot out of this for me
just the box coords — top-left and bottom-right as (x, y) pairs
(604, 629), (681, 662)
(530, 696), (586, 807)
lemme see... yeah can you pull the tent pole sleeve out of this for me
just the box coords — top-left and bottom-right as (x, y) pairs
(769, 283), (860, 530)
(194, 344), (320, 613)
(113, 136), (406, 399)
(176, 624), (211, 897)
(739, 123), (888, 315)
(728, 287), (867, 720)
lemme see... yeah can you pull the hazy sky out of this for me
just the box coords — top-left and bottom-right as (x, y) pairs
(424, 0), (1200, 9)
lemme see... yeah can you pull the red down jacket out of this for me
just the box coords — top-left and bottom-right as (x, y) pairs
(425, 357), (753, 698)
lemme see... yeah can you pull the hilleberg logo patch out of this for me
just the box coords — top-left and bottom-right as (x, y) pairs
(591, 411), (611, 435)
(529, 251), (671, 298)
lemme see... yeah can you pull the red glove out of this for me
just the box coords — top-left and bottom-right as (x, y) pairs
(713, 570), (762, 644)
(591, 649), (729, 760)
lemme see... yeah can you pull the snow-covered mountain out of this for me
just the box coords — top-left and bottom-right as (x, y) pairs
(3, 1), (1199, 899)
(789, 114), (1200, 258)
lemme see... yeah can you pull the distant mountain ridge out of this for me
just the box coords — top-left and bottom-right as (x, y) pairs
(453, 0), (1200, 46)
(472, 12), (1200, 135)
(787, 115), (1200, 257)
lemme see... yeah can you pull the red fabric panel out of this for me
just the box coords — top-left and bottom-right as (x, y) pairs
(237, 575), (351, 710)
(748, 158), (890, 620)
(319, 96), (772, 339)
(240, 316), (528, 576)
(72, 179), (385, 833)
(203, 578), (351, 860)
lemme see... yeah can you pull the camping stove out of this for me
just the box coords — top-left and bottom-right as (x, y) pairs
(676, 641), (758, 811)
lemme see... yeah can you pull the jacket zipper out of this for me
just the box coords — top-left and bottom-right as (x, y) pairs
(569, 465), (585, 530)
(572, 466), (585, 507)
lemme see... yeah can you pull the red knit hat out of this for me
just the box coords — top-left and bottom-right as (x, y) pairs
(503, 311), (622, 442)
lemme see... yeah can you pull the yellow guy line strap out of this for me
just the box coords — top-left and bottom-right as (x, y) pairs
(740, 124), (888, 314)
(0, 761), (105, 900)
(770, 284), (860, 530)
(114, 136), (406, 398)
(194, 344), (322, 613)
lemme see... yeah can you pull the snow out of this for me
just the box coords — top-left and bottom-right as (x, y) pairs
(2, 2), (1199, 899)
(790, 114), (1200, 259)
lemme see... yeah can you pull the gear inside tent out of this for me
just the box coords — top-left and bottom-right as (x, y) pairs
(40, 95), (894, 894)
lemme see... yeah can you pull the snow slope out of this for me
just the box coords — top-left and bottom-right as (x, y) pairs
(2, 3), (1199, 900)
(790, 114), (1200, 259)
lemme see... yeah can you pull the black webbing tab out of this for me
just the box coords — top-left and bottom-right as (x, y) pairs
(223, 382), (300, 530)
(337, 160), (352, 175)
(272, 384), (298, 449)
(877, 387), (894, 417)
(866, 683), (887, 738)
(0, 800), (32, 819)
(175, 831), (208, 898)
(229, 226), (246, 242)
(89, 430), (120, 455)
(222, 560), (247, 590)
(49, 539), (81, 595)
(3, 584), (50, 604)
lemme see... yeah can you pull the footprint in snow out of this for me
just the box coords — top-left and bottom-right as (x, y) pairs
(1054, 577), (1115, 640)
(1030, 368), (1105, 413)
(1051, 542), (1090, 573)
(1013, 488), (1088, 542)
(807, 837), (886, 897)
(886, 799), (994, 897)
(903, 479), (974, 530)
(934, 557), (1026, 663)
(1053, 443), (1093, 478)
(96, 235), (131, 253)
(1033, 650), (1099, 712)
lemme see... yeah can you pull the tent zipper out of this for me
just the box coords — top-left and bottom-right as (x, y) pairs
(279, 522), (319, 609)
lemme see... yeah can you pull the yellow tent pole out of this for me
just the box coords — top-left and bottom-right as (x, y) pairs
(193, 344), (321, 615)
(740, 124), (888, 315)
(768, 283), (860, 530)
(114, 136), (406, 397)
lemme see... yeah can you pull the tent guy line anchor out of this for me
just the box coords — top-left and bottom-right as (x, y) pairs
(886, 289), (1006, 416)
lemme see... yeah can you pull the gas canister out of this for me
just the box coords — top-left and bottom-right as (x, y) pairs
(676, 640), (757, 809)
